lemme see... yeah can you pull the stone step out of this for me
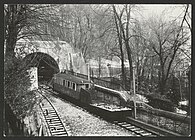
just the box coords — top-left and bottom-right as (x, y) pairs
(141, 133), (152, 136)
(47, 117), (60, 120)
(44, 115), (58, 118)
(47, 120), (61, 124)
(53, 134), (68, 136)
(42, 106), (53, 109)
(47, 120), (62, 125)
(130, 128), (141, 131)
(45, 116), (59, 119)
(48, 122), (63, 126)
(45, 113), (58, 116)
(44, 111), (57, 114)
(48, 123), (62, 127)
(126, 126), (135, 129)
(122, 124), (132, 127)
(47, 110), (56, 113)
(148, 134), (157, 137)
(118, 122), (127, 125)
(52, 131), (68, 136)
(135, 130), (145, 133)
(51, 128), (65, 133)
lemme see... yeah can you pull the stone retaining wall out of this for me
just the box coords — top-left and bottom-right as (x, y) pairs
(134, 108), (191, 136)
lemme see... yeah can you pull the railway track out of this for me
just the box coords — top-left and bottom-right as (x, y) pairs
(39, 89), (70, 136)
(41, 86), (161, 137)
(113, 121), (158, 137)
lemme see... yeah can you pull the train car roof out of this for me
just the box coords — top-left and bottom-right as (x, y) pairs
(55, 73), (91, 84)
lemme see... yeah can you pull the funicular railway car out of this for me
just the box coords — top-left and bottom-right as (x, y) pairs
(53, 71), (92, 103)
(53, 71), (132, 120)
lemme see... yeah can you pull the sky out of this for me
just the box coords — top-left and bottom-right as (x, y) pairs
(138, 4), (185, 19)
(141, 4), (191, 62)
(133, 4), (191, 27)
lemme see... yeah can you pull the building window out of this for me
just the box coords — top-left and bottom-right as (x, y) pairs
(68, 81), (70, 88)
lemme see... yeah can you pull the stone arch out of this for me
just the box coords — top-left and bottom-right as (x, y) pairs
(23, 52), (60, 81)
(16, 39), (88, 75)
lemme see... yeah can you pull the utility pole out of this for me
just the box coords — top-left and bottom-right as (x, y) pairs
(87, 63), (90, 81)
(133, 67), (137, 119)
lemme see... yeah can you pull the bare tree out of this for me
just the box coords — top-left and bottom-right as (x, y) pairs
(4, 4), (59, 120)
(146, 11), (190, 94)
(112, 4), (142, 91)
(112, 5), (127, 89)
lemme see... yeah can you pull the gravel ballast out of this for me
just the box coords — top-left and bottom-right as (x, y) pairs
(49, 95), (136, 136)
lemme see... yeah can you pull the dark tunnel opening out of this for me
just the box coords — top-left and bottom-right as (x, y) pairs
(23, 52), (59, 83)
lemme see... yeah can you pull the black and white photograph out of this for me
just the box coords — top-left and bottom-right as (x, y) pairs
(3, 4), (192, 137)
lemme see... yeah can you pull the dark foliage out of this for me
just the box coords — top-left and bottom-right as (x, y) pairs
(4, 57), (39, 119)
(146, 94), (175, 112)
(166, 76), (181, 106)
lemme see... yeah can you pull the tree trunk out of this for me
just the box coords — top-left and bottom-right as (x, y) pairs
(113, 7), (126, 90)
(120, 45), (126, 89)
(158, 65), (167, 95)
(125, 40), (133, 90)
(5, 5), (19, 59)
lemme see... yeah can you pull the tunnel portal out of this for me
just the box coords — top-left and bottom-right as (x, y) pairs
(23, 52), (60, 83)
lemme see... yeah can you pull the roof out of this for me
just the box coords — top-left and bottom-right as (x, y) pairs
(94, 84), (129, 102)
(55, 73), (91, 84)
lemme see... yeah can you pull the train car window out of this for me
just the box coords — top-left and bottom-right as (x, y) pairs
(60, 79), (62, 85)
(73, 83), (76, 91)
(65, 80), (67, 87)
(85, 84), (89, 89)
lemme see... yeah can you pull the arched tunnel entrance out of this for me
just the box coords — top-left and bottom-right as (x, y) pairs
(23, 52), (59, 83)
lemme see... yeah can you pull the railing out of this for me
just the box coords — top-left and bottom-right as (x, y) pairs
(62, 70), (88, 80)
(91, 77), (121, 90)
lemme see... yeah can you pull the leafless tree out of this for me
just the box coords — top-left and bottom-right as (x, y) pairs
(146, 10), (190, 94)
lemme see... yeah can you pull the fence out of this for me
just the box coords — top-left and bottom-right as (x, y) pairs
(62, 70), (88, 80)
(91, 77), (122, 90)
